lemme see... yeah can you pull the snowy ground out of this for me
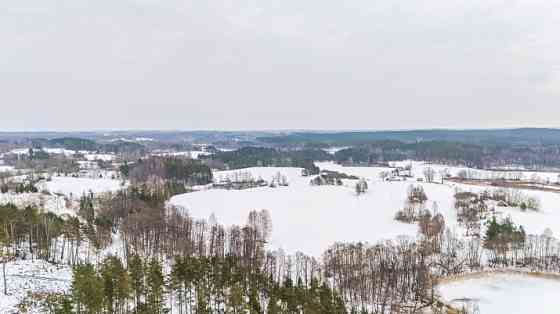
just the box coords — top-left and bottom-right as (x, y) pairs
(0, 192), (74, 216)
(42, 148), (76, 157)
(77, 160), (99, 170)
(320, 161), (560, 237)
(322, 146), (349, 155)
(84, 153), (115, 161)
(153, 150), (213, 159)
(37, 176), (124, 198)
(388, 160), (560, 184)
(171, 167), (428, 256)
(438, 273), (560, 314)
(472, 186), (560, 237)
(0, 165), (15, 173)
(170, 163), (560, 256)
(0, 259), (72, 314)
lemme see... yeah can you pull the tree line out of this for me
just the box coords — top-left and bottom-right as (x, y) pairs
(204, 147), (330, 175)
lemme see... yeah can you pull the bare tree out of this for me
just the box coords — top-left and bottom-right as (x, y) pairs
(423, 167), (436, 183)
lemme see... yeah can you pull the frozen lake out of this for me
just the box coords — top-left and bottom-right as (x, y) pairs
(438, 273), (560, 314)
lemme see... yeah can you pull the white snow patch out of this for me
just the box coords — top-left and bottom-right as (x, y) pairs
(322, 146), (349, 155)
(0, 259), (72, 314)
(9, 148), (33, 155)
(154, 151), (212, 159)
(42, 148), (76, 156)
(0, 192), (74, 216)
(438, 273), (560, 314)
(171, 164), (560, 257)
(84, 153), (115, 161)
(0, 165), (15, 173)
(170, 167), (428, 256)
(37, 177), (124, 198)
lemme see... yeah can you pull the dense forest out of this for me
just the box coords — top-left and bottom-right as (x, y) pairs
(205, 147), (332, 175)
(331, 141), (483, 168)
(330, 141), (560, 170)
(24, 137), (146, 154)
(124, 156), (213, 186)
(27, 138), (99, 151)
(258, 129), (560, 146)
(259, 130), (560, 170)
(6, 130), (560, 171)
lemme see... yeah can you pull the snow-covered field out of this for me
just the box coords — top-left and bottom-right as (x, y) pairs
(170, 167), (430, 255)
(438, 273), (560, 314)
(37, 176), (124, 198)
(0, 165), (15, 173)
(153, 150), (213, 159)
(388, 160), (560, 184)
(42, 148), (76, 157)
(84, 153), (115, 161)
(322, 146), (349, 155)
(321, 161), (560, 237)
(0, 192), (74, 216)
(170, 163), (560, 256)
(0, 260), (72, 314)
(77, 160), (99, 170)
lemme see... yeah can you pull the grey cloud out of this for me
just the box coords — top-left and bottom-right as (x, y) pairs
(1, 0), (559, 131)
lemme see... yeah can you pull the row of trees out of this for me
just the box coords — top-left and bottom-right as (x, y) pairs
(485, 188), (540, 211)
(47, 252), (347, 314)
(0, 203), (77, 262)
(453, 189), (541, 237)
(331, 142), (484, 168)
(323, 240), (434, 313)
(126, 156), (213, 186)
(207, 147), (326, 175)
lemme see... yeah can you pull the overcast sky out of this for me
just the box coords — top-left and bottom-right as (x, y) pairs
(1, 0), (559, 131)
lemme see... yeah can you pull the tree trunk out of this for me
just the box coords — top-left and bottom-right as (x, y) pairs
(3, 260), (7, 295)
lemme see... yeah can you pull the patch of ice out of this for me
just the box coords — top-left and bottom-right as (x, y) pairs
(438, 273), (560, 314)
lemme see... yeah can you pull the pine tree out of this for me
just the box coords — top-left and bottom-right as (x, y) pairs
(147, 258), (165, 313)
(227, 283), (244, 314)
(266, 284), (282, 314)
(100, 255), (129, 313)
(129, 254), (145, 309)
(248, 285), (262, 314)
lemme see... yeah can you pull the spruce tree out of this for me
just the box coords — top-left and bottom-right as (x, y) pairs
(72, 264), (104, 314)
(129, 254), (145, 309)
(147, 258), (165, 313)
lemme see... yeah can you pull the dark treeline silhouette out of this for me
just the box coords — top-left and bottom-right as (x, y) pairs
(205, 147), (331, 175)
(258, 129), (560, 147)
(126, 156), (213, 186)
(332, 142), (484, 168)
(258, 131), (560, 170)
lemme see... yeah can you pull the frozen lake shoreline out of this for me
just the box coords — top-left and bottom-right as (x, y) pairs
(437, 271), (560, 314)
